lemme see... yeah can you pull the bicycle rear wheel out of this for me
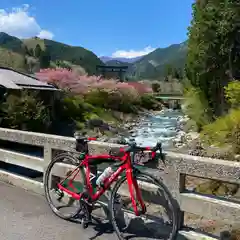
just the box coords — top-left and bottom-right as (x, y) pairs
(109, 170), (179, 240)
(44, 152), (86, 220)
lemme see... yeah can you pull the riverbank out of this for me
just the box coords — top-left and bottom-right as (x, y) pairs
(172, 114), (240, 161)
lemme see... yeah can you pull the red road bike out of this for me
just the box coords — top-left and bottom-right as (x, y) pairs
(44, 136), (178, 240)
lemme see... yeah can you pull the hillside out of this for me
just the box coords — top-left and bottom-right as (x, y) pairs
(0, 32), (187, 79)
(23, 38), (103, 75)
(102, 42), (187, 80)
(127, 42), (187, 80)
(0, 47), (27, 72)
(0, 32), (25, 54)
(0, 32), (103, 75)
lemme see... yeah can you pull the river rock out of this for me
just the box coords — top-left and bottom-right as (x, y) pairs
(173, 130), (186, 145)
(85, 119), (110, 131)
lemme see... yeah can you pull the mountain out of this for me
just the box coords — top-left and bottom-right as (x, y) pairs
(0, 32), (103, 75)
(127, 42), (187, 80)
(101, 42), (187, 80)
(100, 56), (142, 64)
(0, 32), (187, 80)
(0, 32), (24, 54)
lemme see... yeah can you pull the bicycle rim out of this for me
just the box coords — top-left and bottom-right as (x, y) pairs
(109, 171), (179, 240)
(44, 153), (86, 220)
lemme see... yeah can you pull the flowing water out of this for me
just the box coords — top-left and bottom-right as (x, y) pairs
(130, 109), (183, 149)
(1, 109), (183, 177)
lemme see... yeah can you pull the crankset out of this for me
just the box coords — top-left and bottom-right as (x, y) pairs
(78, 199), (92, 229)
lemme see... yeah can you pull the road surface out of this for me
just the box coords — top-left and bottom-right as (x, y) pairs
(0, 181), (118, 240)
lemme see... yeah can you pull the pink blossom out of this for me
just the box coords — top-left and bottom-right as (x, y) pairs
(35, 68), (152, 98)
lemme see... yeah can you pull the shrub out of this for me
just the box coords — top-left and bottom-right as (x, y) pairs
(84, 89), (108, 108)
(85, 89), (139, 113)
(139, 94), (162, 110)
(224, 80), (240, 108)
(57, 91), (98, 122)
(183, 86), (211, 131)
(0, 90), (51, 132)
(201, 109), (240, 154)
(60, 94), (86, 122)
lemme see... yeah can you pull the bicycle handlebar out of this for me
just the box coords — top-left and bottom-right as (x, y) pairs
(122, 140), (162, 154)
(74, 133), (163, 156)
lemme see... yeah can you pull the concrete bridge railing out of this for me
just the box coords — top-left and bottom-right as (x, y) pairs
(0, 127), (239, 239)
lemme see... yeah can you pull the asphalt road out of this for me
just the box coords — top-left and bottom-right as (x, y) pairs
(0, 181), (118, 240)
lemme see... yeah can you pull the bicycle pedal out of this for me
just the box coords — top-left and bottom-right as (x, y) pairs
(81, 217), (90, 229)
(137, 209), (146, 216)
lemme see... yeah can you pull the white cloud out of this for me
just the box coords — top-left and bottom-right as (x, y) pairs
(112, 46), (155, 59)
(0, 5), (54, 39)
(38, 30), (54, 40)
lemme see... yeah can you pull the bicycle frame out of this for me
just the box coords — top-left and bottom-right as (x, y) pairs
(57, 150), (146, 216)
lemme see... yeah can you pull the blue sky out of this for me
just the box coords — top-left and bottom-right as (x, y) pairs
(0, 0), (194, 58)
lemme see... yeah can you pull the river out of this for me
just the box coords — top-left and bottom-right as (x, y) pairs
(1, 109), (183, 178)
(129, 109), (183, 149)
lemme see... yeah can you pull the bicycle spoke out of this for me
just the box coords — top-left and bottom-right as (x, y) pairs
(109, 172), (178, 240)
(44, 153), (85, 220)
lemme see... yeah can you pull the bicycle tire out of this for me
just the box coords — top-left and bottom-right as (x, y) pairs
(109, 170), (179, 240)
(44, 152), (85, 220)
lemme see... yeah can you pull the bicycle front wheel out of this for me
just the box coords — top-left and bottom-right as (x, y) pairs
(109, 170), (179, 240)
(44, 152), (86, 220)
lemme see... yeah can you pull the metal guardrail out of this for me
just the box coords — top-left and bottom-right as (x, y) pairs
(0, 127), (239, 239)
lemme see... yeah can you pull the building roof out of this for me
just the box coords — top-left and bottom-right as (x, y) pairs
(0, 67), (59, 91)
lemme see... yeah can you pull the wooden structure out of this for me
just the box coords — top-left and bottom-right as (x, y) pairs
(0, 67), (58, 91)
(96, 65), (128, 82)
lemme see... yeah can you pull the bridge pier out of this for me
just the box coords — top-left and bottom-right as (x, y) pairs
(161, 99), (181, 109)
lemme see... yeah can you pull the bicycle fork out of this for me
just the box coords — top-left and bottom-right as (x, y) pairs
(126, 169), (146, 216)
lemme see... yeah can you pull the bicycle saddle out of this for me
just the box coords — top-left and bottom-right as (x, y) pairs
(74, 132), (88, 152)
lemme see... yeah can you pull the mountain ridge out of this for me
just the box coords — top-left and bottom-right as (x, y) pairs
(101, 41), (187, 80)
(100, 56), (142, 63)
(0, 32), (103, 75)
(0, 32), (187, 80)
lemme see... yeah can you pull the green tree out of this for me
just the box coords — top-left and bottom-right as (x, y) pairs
(28, 48), (34, 57)
(224, 80), (240, 108)
(164, 64), (174, 78)
(35, 44), (42, 58)
(39, 49), (51, 68)
(186, 0), (240, 117)
(173, 68), (183, 80)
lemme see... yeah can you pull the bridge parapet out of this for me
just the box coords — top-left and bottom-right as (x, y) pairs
(0, 127), (239, 239)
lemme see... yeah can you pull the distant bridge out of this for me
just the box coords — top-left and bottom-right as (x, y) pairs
(153, 94), (185, 109)
(153, 94), (185, 100)
(155, 96), (185, 100)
